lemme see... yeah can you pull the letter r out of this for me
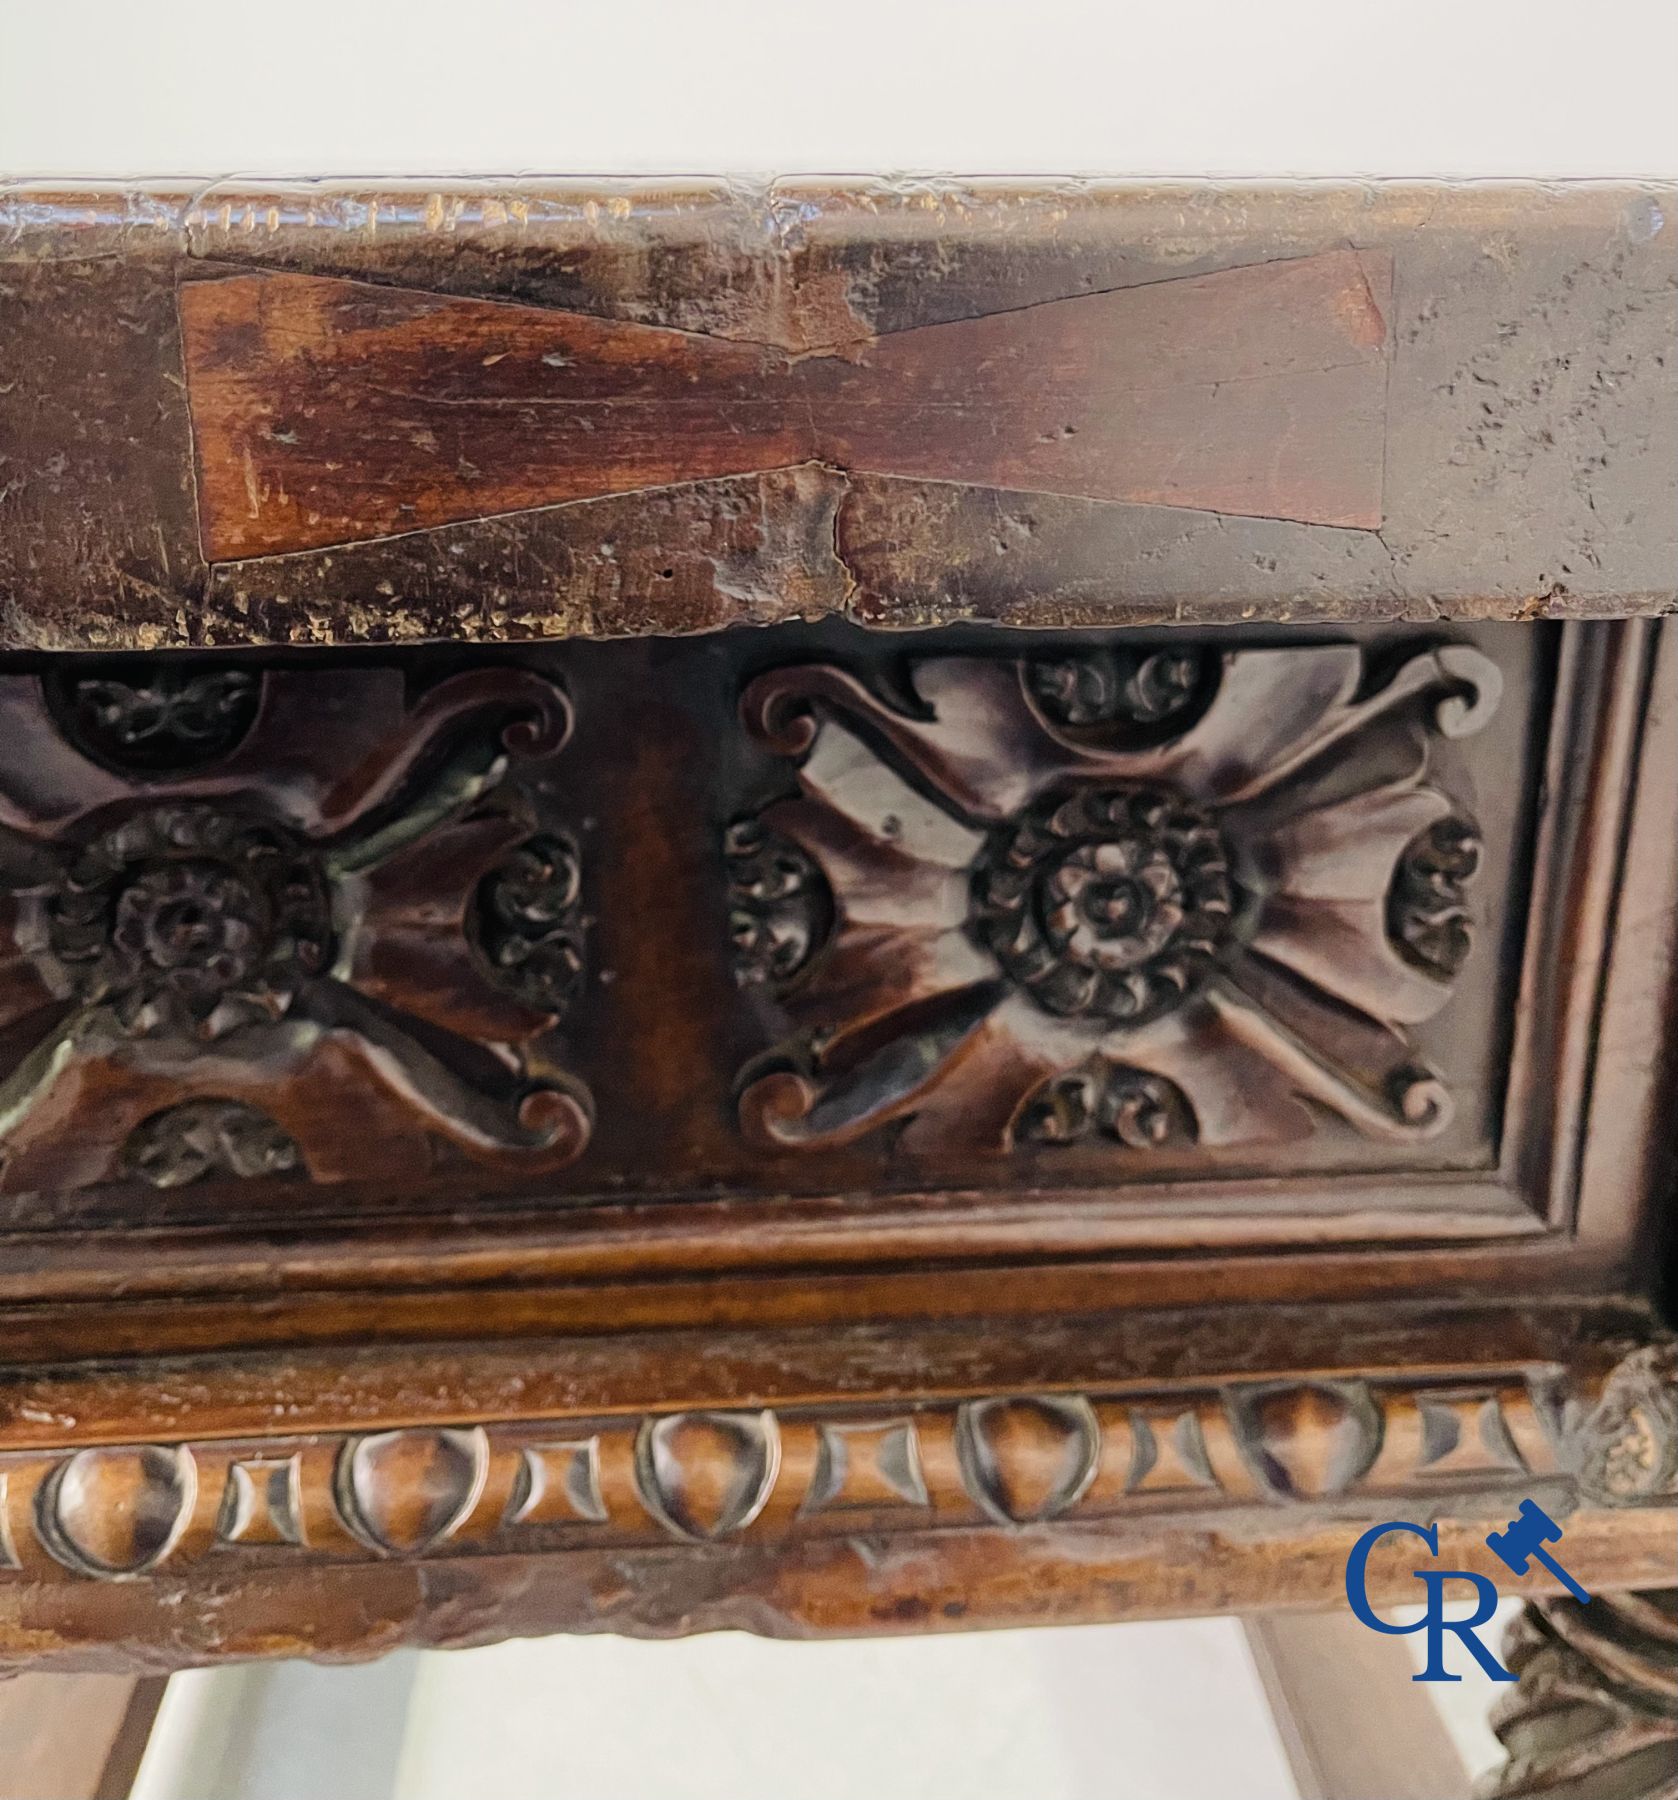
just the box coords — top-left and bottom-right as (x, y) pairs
(1411, 1570), (1515, 1682)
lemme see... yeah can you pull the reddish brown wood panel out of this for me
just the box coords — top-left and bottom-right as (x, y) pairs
(0, 617), (1671, 1371)
(179, 249), (1390, 559)
(179, 271), (801, 558)
(809, 248), (1390, 530)
(4, 183), (1672, 649)
(0, 627), (1552, 1219)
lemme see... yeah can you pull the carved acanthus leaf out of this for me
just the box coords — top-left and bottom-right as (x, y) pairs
(734, 642), (1497, 1157)
(0, 664), (592, 1194)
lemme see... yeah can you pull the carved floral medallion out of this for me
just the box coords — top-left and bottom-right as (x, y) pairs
(0, 666), (590, 1192)
(733, 643), (1497, 1155)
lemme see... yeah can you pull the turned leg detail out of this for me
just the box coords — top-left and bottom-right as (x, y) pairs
(1480, 1591), (1678, 1800)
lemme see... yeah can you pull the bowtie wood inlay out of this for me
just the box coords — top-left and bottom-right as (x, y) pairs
(179, 248), (1391, 560)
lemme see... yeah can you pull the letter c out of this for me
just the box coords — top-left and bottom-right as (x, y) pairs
(1344, 1520), (1440, 1632)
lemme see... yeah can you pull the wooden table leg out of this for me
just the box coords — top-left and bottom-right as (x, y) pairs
(0, 1674), (165, 1800)
(1245, 1611), (1472, 1800)
(1480, 1591), (1678, 1799)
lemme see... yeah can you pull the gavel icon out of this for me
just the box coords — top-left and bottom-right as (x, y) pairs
(1484, 1499), (1592, 1603)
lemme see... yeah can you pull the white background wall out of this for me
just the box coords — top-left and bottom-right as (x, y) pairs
(131, 1606), (1526, 1800)
(131, 1624), (1301, 1800)
(1, 0), (1674, 178)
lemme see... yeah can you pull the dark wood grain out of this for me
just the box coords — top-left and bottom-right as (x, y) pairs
(0, 183), (1671, 1698)
(179, 249), (1389, 558)
(0, 620), (1664, 1369)
(2, 182), (1672, 648)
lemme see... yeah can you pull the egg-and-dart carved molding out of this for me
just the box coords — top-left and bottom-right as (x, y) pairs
(2, 1348), (1667, 1583)
(731, 641), (1496, 1156)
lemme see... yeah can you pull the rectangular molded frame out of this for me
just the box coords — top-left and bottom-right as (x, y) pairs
(0, 621), (1671, 1367)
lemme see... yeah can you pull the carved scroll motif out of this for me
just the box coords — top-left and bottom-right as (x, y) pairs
(724, 818), (833, 990)
(0, 665), (592, 1192)
(55, 667), (261, 772)
(124, 1101), (303, 1187)
(470, 832), (586, 1014)
(5, 1354), (1660, 1585)
(731, 643), (1497, 1156)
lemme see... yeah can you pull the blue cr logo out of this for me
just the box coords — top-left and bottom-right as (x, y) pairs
(1343, 1520), (1516, 1682)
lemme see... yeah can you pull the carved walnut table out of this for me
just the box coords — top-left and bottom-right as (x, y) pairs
(0, 180), (1673, 1795)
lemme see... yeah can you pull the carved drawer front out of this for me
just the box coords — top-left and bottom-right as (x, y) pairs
(0, 619), (1660, 1314)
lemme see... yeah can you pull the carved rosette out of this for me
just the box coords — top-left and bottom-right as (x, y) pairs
(45, 806), (332, 1039)
(733, 644), (1497, 1154)
(0, 666), (591, 1191)
(969, 783), (1233, 1025)
(1566, 1345), (1678, 1506)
